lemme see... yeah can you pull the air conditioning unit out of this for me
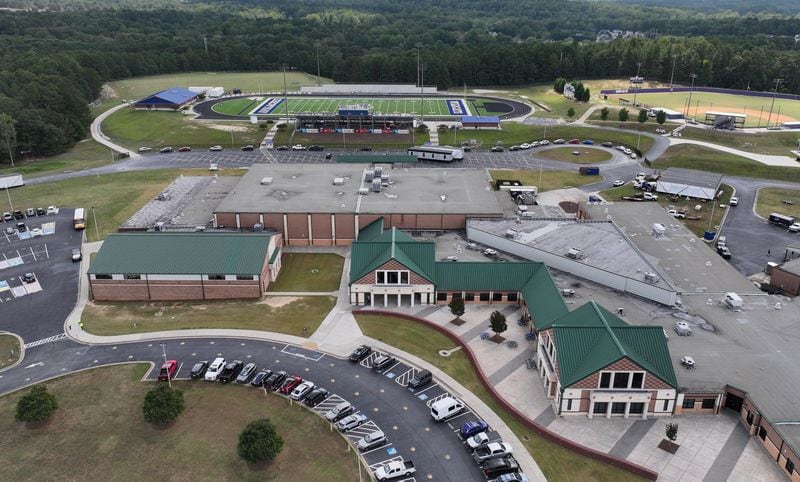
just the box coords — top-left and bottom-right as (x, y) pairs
(332, 177), (345, 186)
(358, 187), (369, 195)
(364, 170), (374, 182)
(644, 272), (659, 283)
(371, 179), (382, 192)
(566, 248), (581, 259)
(260, 177), (273, 185)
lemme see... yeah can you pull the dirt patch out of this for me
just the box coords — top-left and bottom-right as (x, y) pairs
(201, 123), (252, 132)
(450, 318), (465, 326)
(260, 296), (299, 308)
(99, 84), (118, 101)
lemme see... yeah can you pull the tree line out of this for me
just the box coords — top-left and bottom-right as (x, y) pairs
(0, 1), (798, 161)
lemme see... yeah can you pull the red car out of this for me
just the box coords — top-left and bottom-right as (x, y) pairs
(279, 375), (303, 395)
(158, 360), (178, 381)
(568, 138), (580, 144)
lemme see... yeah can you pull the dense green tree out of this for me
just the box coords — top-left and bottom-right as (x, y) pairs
(637, 109), (649, 124)
(448, 296), (465, 319)
(16, 385), (58, 423)
(600, 107), (610, 121)
(656, 110), (667, 125)
(0, 113), (16, 166)
(567, 107), (576, 119)
(490, 310), (507, 336)
(618, 108), (630, 122)
(142, 385), (185, 425)
(238, 419), (284, 463)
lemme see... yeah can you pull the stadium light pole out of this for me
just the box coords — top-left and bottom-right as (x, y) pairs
(314, 41), (322, 87)
(669, 54), (677, 89)
(686, 73), (697, 118)
(420, 63), (427, 130)
(415, 43), (423, 88)
(282, 64), (290, 122)
(632, 62), (642, 106)
(766, 78), (783, 128)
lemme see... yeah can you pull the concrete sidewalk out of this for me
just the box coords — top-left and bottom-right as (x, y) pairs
(90, 103), (139, 156)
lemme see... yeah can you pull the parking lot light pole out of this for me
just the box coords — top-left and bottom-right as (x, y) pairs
(160, 343), (171, 388)
(686, 73), (697, 118)
(5, 186), (13, 211)
(91, 206), (99, 241)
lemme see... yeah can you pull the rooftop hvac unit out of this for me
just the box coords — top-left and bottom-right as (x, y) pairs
(154, 222), (165, 232)
(333, 177), (345, 186)
(652, 223), (666, 237)
(371, 178), (382, 193)
(380, 173), (390, 182)
(505, 229), (517, 239)
(374, 166), (383, 178)
(644, 272), (659, 283)
(566, 247), (581, 259)
(253, 223), (263, 232)
(260, 177), (273, 185)
(517, 205), (529, 212)
(358, 187), (369, 195)
(364, 170), (374, 182)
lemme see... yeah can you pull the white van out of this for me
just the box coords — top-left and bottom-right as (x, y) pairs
(430, 396), (464, 422)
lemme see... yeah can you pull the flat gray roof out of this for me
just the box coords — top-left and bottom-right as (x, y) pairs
(467, 217), (673, 289)
(778, 257), (800, 276)
(215, 164), (503, 215)
(585, 202), (800, 427)
(660, 168), (723, 189)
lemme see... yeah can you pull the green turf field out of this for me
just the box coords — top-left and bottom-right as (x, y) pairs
(210, 97), (258, 115)
(605, 91), (800, 127)
(221, 97), (463, 116)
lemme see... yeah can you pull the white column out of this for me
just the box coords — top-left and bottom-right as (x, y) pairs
(624, 402), (631, 419)
(235, 213), (241, 229)
(411, 293), (415, 307)
(282, 214), (288, 242)
(371, 294), (374, 307)
(259, 213), (264, 225)
(331, 214), (336, 244)
(396, 293), (401, 307)
(307, 214), (313, 244)
(383, 294), (387, 307)
(588, 399), (594, 419)
(606, 402), (612, 419)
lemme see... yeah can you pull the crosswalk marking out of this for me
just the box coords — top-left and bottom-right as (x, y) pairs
(24, 333), (67, 348)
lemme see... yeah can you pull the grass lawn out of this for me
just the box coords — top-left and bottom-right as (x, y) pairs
(677, 127), (800, 156)
(651, 145), (800, 183)
(212, 97), (259, 116)
(538, 147), (612, 164)
(81, 296), (336, 337)
(268, 253), (344, 292)
(438, 123), (654, 153)
(0, 365), (358, 481)
(272, 125), (294, 146)
(354, 314), (644, 482)
(755, 188), (800, 220)
(0, 139), (119, 179)
(489, 169), (598, 192)
(102, 108), (263, 151)
(0, 169), (241, 242)
(601, 182), (734, 237)
(0, 334), (20, 369)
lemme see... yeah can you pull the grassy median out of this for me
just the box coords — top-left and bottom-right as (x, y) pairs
(650, 144), (800, 183)
(0, 334), (21, 370)
(755, 188), (800, 220)
(354, 314), (645, 482)
(268, 253), (344, 292)
(82, 297), (336, 337)
(0, 364), (359, 481)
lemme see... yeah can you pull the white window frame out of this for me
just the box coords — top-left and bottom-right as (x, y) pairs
(375, 270), (410, 285)
(598, 371), (646, 390)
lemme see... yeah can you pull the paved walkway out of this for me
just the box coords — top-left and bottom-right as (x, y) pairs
(387, 303), (785, 482)
(90, 103), (139, 157)
(669, 138), (798, 167)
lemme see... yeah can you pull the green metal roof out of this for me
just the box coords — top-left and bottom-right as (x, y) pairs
(89, 232), (273, 276)
(349, 226), (435, 283)
(435, 262), (542, 291)
(337, 154), (417, 164)
(550, 302), (677, 389)
(357, 218), (385, 242)
(520, 267), (569, 325)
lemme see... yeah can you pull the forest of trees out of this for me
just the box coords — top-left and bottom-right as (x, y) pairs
(0, 0), (798, 160)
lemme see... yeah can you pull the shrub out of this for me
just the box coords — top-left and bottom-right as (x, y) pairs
(600, 107), (609, 121)
(665, 422), (679, 442)
(142, 384), (185, 425)
(490, 310), (507, 335)
(238, 418), (284, 463)
(566, 107), (576, 118)
(448, 296), (465, 319)
(618, 108), (630, 122)
(16, 385), (58, 423)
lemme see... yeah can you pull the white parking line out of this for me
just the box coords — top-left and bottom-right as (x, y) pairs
(361, 442), (393, 457)
(368, 455), (403, 470)
(412, 383), (439, 396)
(174, 362), (184, 378)
(445, 410), (472, 423)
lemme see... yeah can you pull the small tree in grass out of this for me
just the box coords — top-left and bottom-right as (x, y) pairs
(16, 385), (58, 423)
(656, 110), (667, 125)
(142, 384), (185, 425)
(490, 310), (507, 336)
(600, 107), (609, 121)
(618, 108), (630, 122)
(665, 423), (679, 442)
(448, 296), (465, 320)
(637, 109), (649, 124)
(239, 418), (284, 463)
(566, 107), (576, 119)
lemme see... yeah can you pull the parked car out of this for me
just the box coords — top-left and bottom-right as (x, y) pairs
(430, 396), (464, 422)
(372, 354), (396, 372)
(324, 401), (354, 422)
(264, 370), (288, 390)
(22, 272), (36, 283)
(304, 387), (329, 407)
(568, 138), (580, 144)
(278, 375), (303, 394)
(2, 212), (12, 222)
(209, 145), (223, 151)
(218, 360), (244, 383)
(612, 180), (625, 187)
(16, 222), (27, 232)
(483, 456), (520, 479)
(159, 147), (173, 154)
(71, 248), (82, 262)
(189, 361), (208, 379)
(490, 146), (504, 152)
(601, 141), (613, 147)
(582, 139), (594, 145)
(467, 431), (491, 449)
(158, 360), (178, 381)
(250, 370), (271, 387)
(240, 145), (254, 151)
(4, 226), (14, 235)
(324, 152), (332, 160)
(729, 196), (739, 206)
(36, 207), (46, 216)
(473, 442), (514, 463)
(491, 472), (529, 482)
(137, 147), (152, 153)
(236, 362), (257, 384)
(359, 146), (373, 151)
(290, 380), (315, 400)
(508, 145), (520, 151)
(539, 139), (550, 145)
(719, 246), (732, 259)
(276, 145), (289, 151)
(552, 138), (566, 144)
(30, 228), (43, 237)
(291, 144), (306, 151)
(178, 146), (192, 152)
(374, 460), (415, 481)
(357, 430), (388, 451)
(26, 207), (35, 217)
(204, 357), (226, 381)
(336, 413), (368, 431)
(349, 345), (372, 362)
(46, 206), (59, 215)
(630, 152), (638, 159)
(789, 223), (800, 233)
(13, 210), (24, 220)
(407, 369), (432, 390)
(667, 209), (686, 219)
(308, 145), (324, 151)
(461, 420), (489, 438)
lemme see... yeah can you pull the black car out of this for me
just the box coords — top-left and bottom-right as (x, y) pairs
(372, 354), (396, 372)
(304, 387), (329, 407)
(13, 210), (24, 220)
(462, 146), (472, 152)
(483, 456), (519, 478)
(236, 362), (257, 384)
(359, 146), (373, 151)
(407, 369), (432, 390)
(490, 146), (504, 152)
(190, 361), (208, 379)
(308, 145), (324, 151)
(250, 370), (271, 387)
(267, 370), (288, 389)
(240, 145), (254, 151)
(16, 222), (27, 232)
(349, 345), (372, 362)
(601, 141), (613, 147)
(36, 207), (46, 216)
(218, 360), (244, 383)
(22, 272), (36, 283)
(324, 152), (332, 160)
(276, 145), (289, 151)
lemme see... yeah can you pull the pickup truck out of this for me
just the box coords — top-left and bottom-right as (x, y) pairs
(473, 442), (514, 463)
(374, 460), (416, 481)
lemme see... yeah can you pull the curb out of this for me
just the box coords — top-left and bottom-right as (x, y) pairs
(355, 309), (659, 481)
(0, 332), (26, 373)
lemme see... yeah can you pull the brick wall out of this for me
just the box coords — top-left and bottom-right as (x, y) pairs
(90, 279), (262, 301)
(353, 259), (431, 285)
(771, 268), (800, 296)
(569, 358), (672, 390)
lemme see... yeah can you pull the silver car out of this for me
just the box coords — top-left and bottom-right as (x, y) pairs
(357, 430), (387, 451)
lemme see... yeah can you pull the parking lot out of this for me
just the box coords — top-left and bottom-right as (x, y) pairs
(0, 209), (83, 342)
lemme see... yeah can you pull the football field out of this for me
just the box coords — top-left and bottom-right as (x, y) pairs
(238, 97), (465, 116)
